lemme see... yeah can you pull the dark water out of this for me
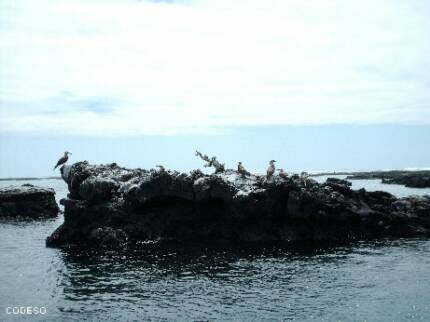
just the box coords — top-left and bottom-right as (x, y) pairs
(1, 179), (430, 321)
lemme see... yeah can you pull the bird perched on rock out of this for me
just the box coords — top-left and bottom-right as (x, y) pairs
(279, 169), (288, 178)
(301, 171), (309, 187)
(237, 162), (250, 177)
(266, 160), (276, 178)
(54, 151), (71, 170)
(156, 165), (166, 173)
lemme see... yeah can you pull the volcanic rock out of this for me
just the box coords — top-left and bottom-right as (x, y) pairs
(0, 184), (59, 218)
(46, 162), (430, 248)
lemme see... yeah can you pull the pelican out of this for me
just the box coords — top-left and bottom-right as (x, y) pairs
(54, 151), (71, 170)
(266, 160), (276, 178)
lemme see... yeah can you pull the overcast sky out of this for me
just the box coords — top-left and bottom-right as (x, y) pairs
(1, 0), (430, 136)
(0, 0), (429, 176)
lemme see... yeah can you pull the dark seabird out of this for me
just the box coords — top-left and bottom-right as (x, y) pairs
(237, 162), (250, 177)
(266, 160), (276, 178)
(54, 151), (71, 170)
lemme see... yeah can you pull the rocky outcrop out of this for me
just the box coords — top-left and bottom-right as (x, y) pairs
(46, 162), (430, 248)
(381, 174), (430, 188)
(345, 170), (430, 188)
(0, 184), (59, 218)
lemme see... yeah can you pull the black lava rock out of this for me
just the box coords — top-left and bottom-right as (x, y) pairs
(0, 184), (59, 218)
(46, 162), (430, 248)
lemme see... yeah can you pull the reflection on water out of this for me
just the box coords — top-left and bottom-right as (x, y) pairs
(53, 241), (430, 321)
(2, 236), (429, 321)
(1, 179), (430, 321)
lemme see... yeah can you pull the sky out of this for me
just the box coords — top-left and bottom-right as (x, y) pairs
(0, 0), (429, 177)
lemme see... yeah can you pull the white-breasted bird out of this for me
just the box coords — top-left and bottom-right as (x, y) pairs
(266, 160), (276, 178)
(54, 151), (71, 170)
(301, 171), (309, 187)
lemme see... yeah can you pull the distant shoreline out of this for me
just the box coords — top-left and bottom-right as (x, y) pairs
(1, 169), (429, 180)
(310, 171), (353, 177)
(309, 169), (430, 177)
(0, 176), (62, 181)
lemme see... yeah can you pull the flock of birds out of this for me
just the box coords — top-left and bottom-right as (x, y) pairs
(53, 151), (300, 181)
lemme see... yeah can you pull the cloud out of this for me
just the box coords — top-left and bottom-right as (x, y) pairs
(0, 0), (429, 136)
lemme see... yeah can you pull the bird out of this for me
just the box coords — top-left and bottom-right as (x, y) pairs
(301, 171), (309, 187)
(266, 160), (276, 178)
(237, 162), (250, 177)
(279, 168), (288, 178)
(53, 151), (71, 170)
(156, 165), (166, 172)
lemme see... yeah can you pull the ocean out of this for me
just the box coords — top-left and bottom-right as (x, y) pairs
(0, 177), (429, 321)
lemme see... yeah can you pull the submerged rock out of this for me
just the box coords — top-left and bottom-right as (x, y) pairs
(46, 162), (430, 248)
(0, 184), (59, 218)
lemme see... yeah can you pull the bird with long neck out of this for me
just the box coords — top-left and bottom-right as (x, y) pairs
(54, 151), (71, 170)
(266, 160), (276, 178)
